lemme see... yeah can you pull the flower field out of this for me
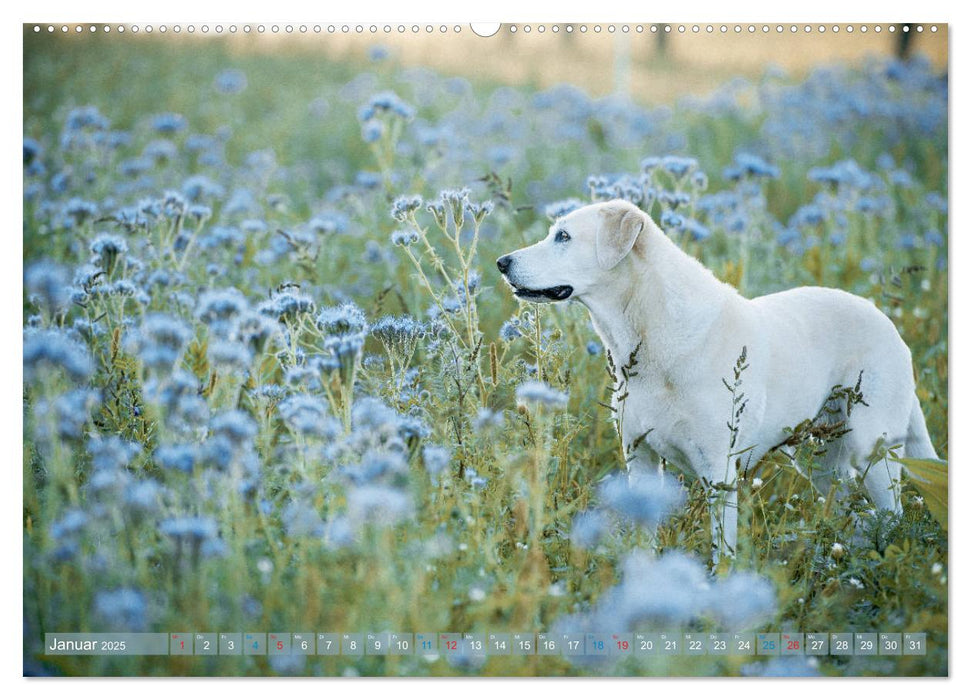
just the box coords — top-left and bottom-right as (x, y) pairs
(23, 32), (947, 676)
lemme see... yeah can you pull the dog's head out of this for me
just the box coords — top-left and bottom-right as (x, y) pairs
(497, 199), (649, 302)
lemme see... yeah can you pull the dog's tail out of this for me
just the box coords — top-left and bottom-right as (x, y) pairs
(905, 395), (939, 461)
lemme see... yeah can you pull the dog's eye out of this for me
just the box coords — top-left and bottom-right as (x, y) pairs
(555, 230), (571, 243)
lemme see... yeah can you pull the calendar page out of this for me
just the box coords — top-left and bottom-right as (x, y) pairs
(22, 19), (948, 679)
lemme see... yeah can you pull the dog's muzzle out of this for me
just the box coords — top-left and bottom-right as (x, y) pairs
(512, 284), (574, 301)
(497, 255), (573, 301)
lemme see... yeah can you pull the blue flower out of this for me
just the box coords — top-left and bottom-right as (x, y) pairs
(587, 173), (644, 204)
(808, 159), (874, 190)
(346, 485), (414, 530)
(152, 112), (187, 134)
(683, 218), (711, 241)
(473, 407), (505, 432)
(371, 315), (424, 350)
(33, 388), (100, 441)
(544, 198), (585, 220)
(661, 155), (698, 178)
(279, 395), (338, 438)
(571, 510), (609, 549)
(94, 589), (148, 631)
(23, 137), (42, 165)
(724, 152), (779, 181)
(160, 516), (218, 542)
(208, 340), (253, 372)
(65, 105), (109, 132)
(154, 444), (199, 473)
(358, 91), (416, 121)
(197, 288), (250, 333)
(25, 260), (72, 313)
(599, 471), (684, 528)
(516, 380), (568, 409)
(64, 198), (99, 226)
(660, 210), (684, 230)
(143, 139), (178, 163)
(317, 303), (367, 336)
(390, 194), (423, 222)
(23, 329), (93, 383)
(182, 174), (225, 202)
(790, 204), (826, 229)
(214, 69), (248, 95)
(87, 434), (141, 471)
(391, 229), (420, 246)
(125, 314), (193, 373)
(422, 445), (451, 476)
(368, 45), (390, 62)
(500, 319), (522, 341)
(88, 234), (128, 275)
(210, 410), (258, 442)
(50, 509), (88, 541)
(281, 500), (325, 537)
(361, 119), (384, 143)
(124, 479), (163, 516)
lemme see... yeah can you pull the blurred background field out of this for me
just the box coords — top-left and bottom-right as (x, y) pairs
(23, 26), (947, 677)
(247, 23), (948, 103)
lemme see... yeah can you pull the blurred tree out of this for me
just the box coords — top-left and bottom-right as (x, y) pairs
(896, 24), (915, 58)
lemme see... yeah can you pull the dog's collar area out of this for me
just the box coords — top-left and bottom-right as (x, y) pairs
(513, 285), (573, 301)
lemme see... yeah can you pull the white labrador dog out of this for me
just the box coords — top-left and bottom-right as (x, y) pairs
(497, 199), (938, 560)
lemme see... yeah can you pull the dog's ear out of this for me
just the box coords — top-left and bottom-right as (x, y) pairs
(596, 200), (646, 270)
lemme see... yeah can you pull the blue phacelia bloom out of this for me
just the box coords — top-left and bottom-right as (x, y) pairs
(390, 194), (423, 222)
(368, 45), (390, 62)
(214, 69), (248, 95)
(182, 174), (225, 202)
(151, 112), (187, 134)
(661, 155), (699, 178)
(126, 314), (193, 372)
(279, 394), (337, 438)
(94, 589), (148, 631)
(317, 303), (367, 336)
(361, 119), (384, 143)
(422, 445), (451, 476)
(25, 260), (72, 313)
(24, 137), (42, 165)
(23, 329), (94, 383)
(544, 198), (585, 220)
(210, 410), (258, 442)
(723, 152), (780, 181)
(87, 434), (141, 472)
(155, 444), (199, 473)
(160, 516), (218, 542)
(660, 210), (684, 230)
(599, 471), (685, 528)
(391, 228), (420, 246)
(516, 380), (568, 409)
(358, 90), (416, 121)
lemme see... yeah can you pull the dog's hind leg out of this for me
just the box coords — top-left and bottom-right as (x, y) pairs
(841, 419), (905, 514)
(905, 394), (939, 461)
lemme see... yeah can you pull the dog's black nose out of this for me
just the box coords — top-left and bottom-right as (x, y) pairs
(496, 255), (512, 274)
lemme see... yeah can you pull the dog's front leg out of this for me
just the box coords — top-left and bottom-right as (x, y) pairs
(624, 436), (663, 485)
